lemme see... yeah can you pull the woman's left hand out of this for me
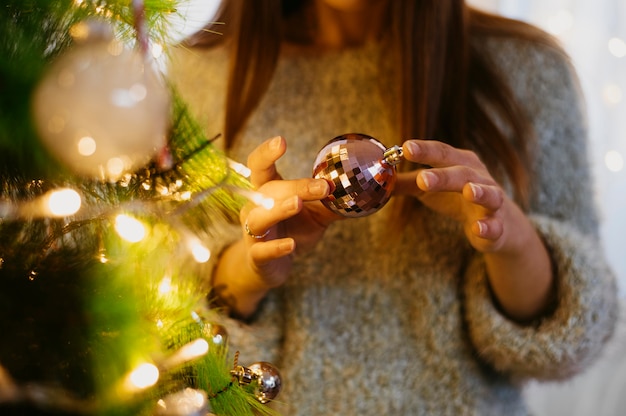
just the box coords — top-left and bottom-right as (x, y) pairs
(395, 139), (554, 322)
(395, 139), (517, 254)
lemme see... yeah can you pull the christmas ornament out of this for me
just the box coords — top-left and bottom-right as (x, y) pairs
(155, 388), (210, 416)
(32, 20), (170, 180)
(312, 133), (404, 217)
(231, 361), (282, 404)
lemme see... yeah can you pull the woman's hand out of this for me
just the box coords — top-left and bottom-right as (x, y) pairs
(395, 139), (511, 254)
(241, 135), (339, 287)
(212, 136), (338, 318)
(396, 139), (554, 322)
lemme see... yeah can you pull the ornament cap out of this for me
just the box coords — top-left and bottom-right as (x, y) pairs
(383, 145), (404, 166)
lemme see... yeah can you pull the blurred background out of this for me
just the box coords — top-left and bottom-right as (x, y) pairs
(174, 1), (626, 414)
(469, 2), (626, 415)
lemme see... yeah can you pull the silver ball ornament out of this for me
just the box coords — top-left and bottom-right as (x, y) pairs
(32, 21), (170, 180)
(312, 133), (404, 217)
(248, 361), (282, 404)
(232, 361), (282, 404)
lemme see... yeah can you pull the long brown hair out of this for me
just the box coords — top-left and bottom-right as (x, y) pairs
(186, 0), (562, 211)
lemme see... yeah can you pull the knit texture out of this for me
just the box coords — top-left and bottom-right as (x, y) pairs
(170, 34), (618, 415)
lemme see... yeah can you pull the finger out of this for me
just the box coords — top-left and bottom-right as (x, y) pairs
(470, 216), (504, 243)
(244, 195), (301, 239)
(417, 165), (494, 193)
(247, 136), (286, 188)
(259, 178), (331, 202)
(241, 178), (331, 240)
(463, 182), (505, 212)
(403, 139), (484, 169)
(249, 238), (296, 266)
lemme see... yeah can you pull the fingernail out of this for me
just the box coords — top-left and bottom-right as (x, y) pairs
(476, 220), (487, 236)
(469, 182), (482, 200)
(309, 180), (328, 196)
(282, 195), (298, 210)
(421, 171), (437, 189)
(405, 141), (420, 156)
(269, 136), (282, 150)
(279, 239), (295, 253)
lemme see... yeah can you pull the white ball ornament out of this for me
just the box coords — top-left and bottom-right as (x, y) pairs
(32, 21), (170, 180)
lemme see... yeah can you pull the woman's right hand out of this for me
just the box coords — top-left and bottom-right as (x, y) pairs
(241, 135), (337, 287)
(212, 136), (338, 318)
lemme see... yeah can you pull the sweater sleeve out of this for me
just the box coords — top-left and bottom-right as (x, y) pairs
(462, 37), (619, 381)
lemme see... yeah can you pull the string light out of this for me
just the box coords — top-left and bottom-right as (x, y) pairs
(189, 240), (211, 263)
(46, 188), (82, 216)
(114, 214), (146, 242)
(190, 311), (202, 324)
(126, 363), (159, 390)
(160, 339), (209, 370)
(158, 276), (173, 295)
(237, 189), (275, 210)
(77, 136), (97, 156)
(151, 43), (164, 59)
(228, 159), (251, 178)
(106, 157), (127, 178)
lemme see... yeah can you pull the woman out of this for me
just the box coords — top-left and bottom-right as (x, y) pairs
(170, 1), (618, 414)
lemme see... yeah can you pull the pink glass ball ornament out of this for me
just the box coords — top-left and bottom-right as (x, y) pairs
(312, 133), (404, 217)
(32, 21), (170, 180)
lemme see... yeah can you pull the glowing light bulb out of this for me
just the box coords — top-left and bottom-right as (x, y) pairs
(98, 251), (108, 263)
(259, 196), (275, 210)
(127, 363), (159, 390)
(47, 188), (81, 216)
(191, 311), (202, 323)
(178, 339), (209, 361)
(115, 214), (146, 242)
(158, 276), (173, 294)
(228, 159), (251, 178)
(151, 43), (164, 59)
(605, 150), (624, 172)
(106, 157), (126, 178)
(240, 189), (274, 209)
(162, 339), (210, 370)
(190, 241), (211, 263)
(77, 136), (97, 156)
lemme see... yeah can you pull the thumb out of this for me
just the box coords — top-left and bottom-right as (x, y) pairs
(247, 136), (286, 188)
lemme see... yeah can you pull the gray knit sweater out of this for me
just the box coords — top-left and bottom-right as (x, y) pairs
(170, 34), (618, 415)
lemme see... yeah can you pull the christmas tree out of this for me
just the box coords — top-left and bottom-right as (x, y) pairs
(0, 1), (281, 414)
